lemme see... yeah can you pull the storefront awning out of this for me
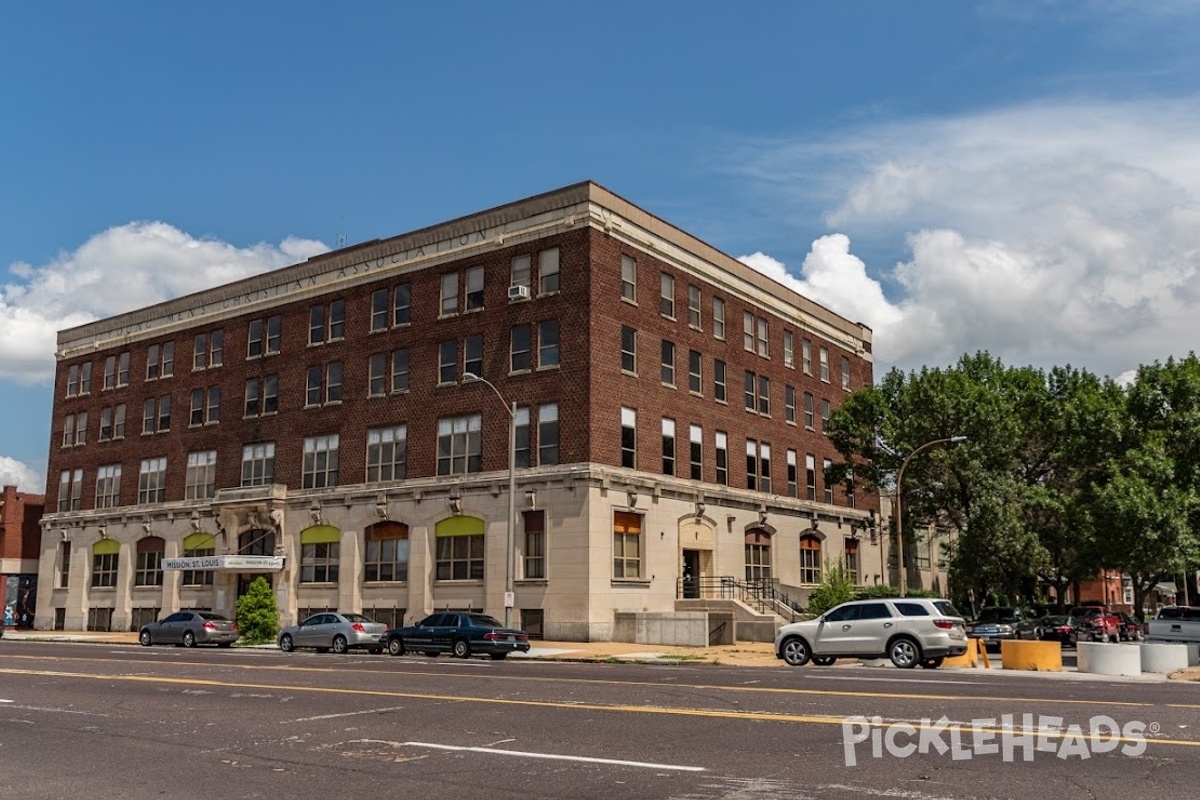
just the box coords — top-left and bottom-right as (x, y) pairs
(162, 555), (285, 572)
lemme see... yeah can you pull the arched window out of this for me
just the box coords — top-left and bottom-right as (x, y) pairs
(844, 538), (859, 585)
(799, 534), (822, 585)
(135, 536), (165, 586)
(91, 540), (119, 588)
(435, 516), (484, 580)
(300, 525), (340, 583)
(745, 529), (772, 583)
(239, 528), (275, 556)
(183, 533), (216, 586)
(365, 521), (409, 582)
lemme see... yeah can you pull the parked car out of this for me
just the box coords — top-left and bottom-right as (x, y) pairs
(774, 598), (968, 670)
(139, 611), (240, 648)
(964, 607), (1042, 649)
(278, 612), (387, 654)
(1114, 611), (1144, 642)
(1068, 606), (1121, 642)
(383, 612), (532, 659)
(1037, 614), (1084, 646)
(1146, 605), (1200, 645)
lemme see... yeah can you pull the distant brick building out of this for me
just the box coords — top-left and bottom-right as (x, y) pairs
(1, 484), (44, 628)
(38, 182), (884, 640)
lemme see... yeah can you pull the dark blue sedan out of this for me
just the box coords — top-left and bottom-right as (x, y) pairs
(383, 612), (531, 659)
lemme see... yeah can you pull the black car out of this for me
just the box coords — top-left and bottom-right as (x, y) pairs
(383, 612), (531, 660)
(1037, 614), (1084, 646)
(964, 607), (1042, 648)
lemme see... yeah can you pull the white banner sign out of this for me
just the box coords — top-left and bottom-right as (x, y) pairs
(162, 555), (285, 572)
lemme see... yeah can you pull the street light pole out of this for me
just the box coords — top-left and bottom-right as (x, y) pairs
(461, 372), (517, 628)
(895, 435), (966, 597)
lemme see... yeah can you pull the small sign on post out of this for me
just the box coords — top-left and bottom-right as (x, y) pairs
(504, 591), (515, 609)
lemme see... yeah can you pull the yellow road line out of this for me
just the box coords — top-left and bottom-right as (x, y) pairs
(2, 666), (1197, 750)
(0, 653), (1157, 709)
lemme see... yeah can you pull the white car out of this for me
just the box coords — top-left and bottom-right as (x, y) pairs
(775, 597), (968, 669)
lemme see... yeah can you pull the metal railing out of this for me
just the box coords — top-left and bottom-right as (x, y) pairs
(676, 575), (804, 622)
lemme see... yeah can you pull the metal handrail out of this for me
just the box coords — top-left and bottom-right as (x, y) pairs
(676, 575), (803, 622)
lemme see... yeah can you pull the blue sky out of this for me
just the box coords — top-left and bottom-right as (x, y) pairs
(5, 2), (1200, 492)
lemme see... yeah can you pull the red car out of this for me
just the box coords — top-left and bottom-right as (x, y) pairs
(1069, 606), (1121, 642)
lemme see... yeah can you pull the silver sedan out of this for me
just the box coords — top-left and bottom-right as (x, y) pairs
(277, 612), (387, 654)
(139, 611), (240, 648)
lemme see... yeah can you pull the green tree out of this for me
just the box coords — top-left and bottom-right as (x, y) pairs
(235, 577), (279, 645)
(806, 561), (857, 615)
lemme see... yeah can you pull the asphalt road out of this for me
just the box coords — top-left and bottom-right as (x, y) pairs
(1, 641), (1198, 800)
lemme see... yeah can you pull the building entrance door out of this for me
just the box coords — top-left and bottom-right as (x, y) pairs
(682, 549), (701, 599)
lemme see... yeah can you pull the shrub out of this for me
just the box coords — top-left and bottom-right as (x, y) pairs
(235, 577), (279, 645)
(806, 561), (857, 616)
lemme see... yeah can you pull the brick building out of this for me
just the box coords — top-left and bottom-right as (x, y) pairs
(38, 182), (894, 640)
(1, 484), (44, 628)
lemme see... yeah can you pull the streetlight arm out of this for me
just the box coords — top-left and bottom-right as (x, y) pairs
(461, 372), (514, 419)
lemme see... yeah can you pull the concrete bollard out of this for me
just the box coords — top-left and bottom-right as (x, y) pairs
(1140, 642), (1191, 673)
(999, 639), (1062, 671)
(943, 637), (979, 669)
(1076, 641), (1142, 676)
(1188, 643), (1200, 667)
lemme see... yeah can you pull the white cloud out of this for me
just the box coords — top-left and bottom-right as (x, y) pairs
(0, 223), (329, 385)
(0, 456), (43, 494)
(734, 97), (1200, 380)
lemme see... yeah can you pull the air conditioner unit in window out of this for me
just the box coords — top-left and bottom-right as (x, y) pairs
(508, 284), (531, 301)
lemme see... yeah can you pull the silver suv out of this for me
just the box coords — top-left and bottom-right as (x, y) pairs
(775, 597), (968, 669)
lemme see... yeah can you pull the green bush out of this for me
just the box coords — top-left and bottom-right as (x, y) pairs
(806, 561), (857, 616)
(235, 577), (279, 645)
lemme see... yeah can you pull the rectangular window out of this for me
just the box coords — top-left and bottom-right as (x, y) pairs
(368, 353), (386, 397)
(366, 424), (407, 482)
(743, 312), (755, 351)
(241, 442), (275, 487)
(146, 343), (160, 380)
(687, 285), (701, 328)
(806, 454), (817, 501)
(67, 364), (80, 396)
(436, 413), (482, 475)
(661, 340), (676, 386)
(758, 375), (770, 415)
(511, 325), (531, 372)
(210, 330), (224, 366)
(620, 326), (636, 373)
(783, 331), (794, 368)
(142, 397), (169, 434)
(688, 350), (702, 394)
(523, 510), (546, 579)
(538, 403), (559, 466)
(80, 361), (92, 393)
(785, 386), (796, 424)
(439, 340), (458, 384)
(621, 407), (637, 469)
(465, 265), (485, 310)
(300, 542), (340, 583)
(689, 424), (702, 481)
(193, 334), (207, 369)
(820, 347), (830, 382)
(514, 406), (531, 468)
(329, 299), (345, 340)
(787, 450), (798, 497)
(715, 431), (728, 485)
(821, 398), (831, 431)
(613, 511), (642, 579)
(440, 272), (459, 316)
(824, 458), (834, 503)
(370, 288), (389, 332)
(58, 540), (71, 588)
(714, 360), (726, 402)
(841, 355), (851, 390)
(302, 434), (340, 489)
(190, 389), (204, 426)
(660, 273), (675, 318)
(391, 349), (409, 392)
(744, 371), (756, 411)
(104, 355), (116, 389)
(745, 439), (758, 491)
(713, 297), (725, 339)
(435, 533), (484, 580)
(845, 538), (860, 585)
(393, 284), (412, 325)
(266, 316), (281, 355)
(760, 443), (772, 493)
(99, 406), (113, 441)
(364, 528), (408, 583)
(325, 362), (343, 404)
(306, 366), (322, 406)
(804, 392), (815, 428)
(62, 414), (75, 447)
(58, 469), (81, 511)
(118, 352), (130, 386)
(92, 551), (118, 588)
(511, 255), (532, 289)
(538, 320), (560, 368)
(138, 457), (167, 504)
(538, 248), (560, 295)
(244, 375), (279, 417)
(464, 334), (483, 378)
(756, 318), (769, 358)
(621, 255), (636, 302)
(802, 339), (812, 375)
(247, 319), (264, 357)
(185, 451), (216, 500)
(661, 418), (676, 476)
